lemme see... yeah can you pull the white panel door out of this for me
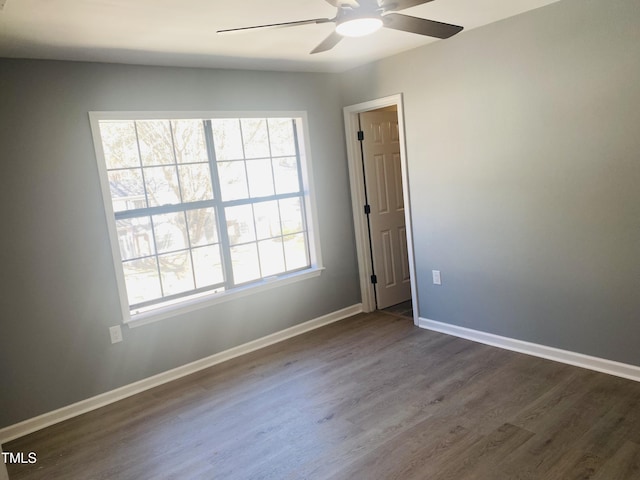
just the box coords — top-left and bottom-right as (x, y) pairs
(360, 110), (411, 309)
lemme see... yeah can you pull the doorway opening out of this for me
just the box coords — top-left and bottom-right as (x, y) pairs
(343, 95), (418, 324)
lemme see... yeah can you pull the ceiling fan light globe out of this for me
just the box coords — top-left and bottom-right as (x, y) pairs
(336, 17), (383, 37)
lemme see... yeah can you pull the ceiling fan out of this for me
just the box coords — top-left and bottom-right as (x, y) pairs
(217, 0), (463, 54)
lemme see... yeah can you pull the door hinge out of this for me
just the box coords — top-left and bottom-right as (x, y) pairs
(357, 130), (364, 141)
(370, 274), (378, 285)
(364, 204), (371, 215)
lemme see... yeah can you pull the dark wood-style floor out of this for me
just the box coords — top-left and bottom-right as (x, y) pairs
(5, 311), (640, 479)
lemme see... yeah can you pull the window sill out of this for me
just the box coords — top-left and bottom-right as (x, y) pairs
(125, 267), (325, 329)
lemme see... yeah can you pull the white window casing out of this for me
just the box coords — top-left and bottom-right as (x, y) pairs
(90, 111), (323, 327)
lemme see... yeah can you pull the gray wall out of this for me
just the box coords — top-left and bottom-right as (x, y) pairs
(341, 0), (640, 365)
(0, 60), (360, 428)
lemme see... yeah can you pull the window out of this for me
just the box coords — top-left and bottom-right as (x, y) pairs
(91, 112), (321, 324)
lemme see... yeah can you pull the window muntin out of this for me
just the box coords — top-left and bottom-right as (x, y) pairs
(94, 114), (316, 320)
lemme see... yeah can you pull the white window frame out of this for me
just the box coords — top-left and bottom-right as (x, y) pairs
(90, 111), (323, 328)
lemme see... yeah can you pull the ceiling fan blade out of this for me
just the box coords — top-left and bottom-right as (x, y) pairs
(324, 0), (360, 7)
(217, 18), (332, 34)
(383, 13), (463, 38)
(310, 31), (343, 54)
(378, 0), (434, 12)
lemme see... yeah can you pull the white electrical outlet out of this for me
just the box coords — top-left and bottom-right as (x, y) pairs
(109, 325), (123, 344)
(432, 270), (442, 285)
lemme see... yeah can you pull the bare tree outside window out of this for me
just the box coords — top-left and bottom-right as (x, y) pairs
(96, 115), (312, 315)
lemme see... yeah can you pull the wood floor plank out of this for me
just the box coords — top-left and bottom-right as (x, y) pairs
(434, 423), (536, 480)
(591, 440), (640, 480)
(4, 311), (640, 480)
(319, 416), (476, 480)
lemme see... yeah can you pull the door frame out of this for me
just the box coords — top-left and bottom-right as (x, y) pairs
(343, 94), (419, 324)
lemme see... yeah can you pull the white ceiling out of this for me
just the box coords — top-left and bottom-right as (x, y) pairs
(0, 0), (561, 73)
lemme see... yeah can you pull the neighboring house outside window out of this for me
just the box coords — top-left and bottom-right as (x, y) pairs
(90, 112), (322, 325)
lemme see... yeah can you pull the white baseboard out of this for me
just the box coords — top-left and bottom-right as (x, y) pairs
(0, 304), (363, 445)
(419, 317), (640, 383)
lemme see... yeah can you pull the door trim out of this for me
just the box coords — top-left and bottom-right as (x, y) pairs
(343, 94), (419, 324)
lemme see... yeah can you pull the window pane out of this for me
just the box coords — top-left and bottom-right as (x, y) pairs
(268, 118), (296, 157)
(178, 164), (214, 202)
(253, 200), (281, 240)
(144, 166), (181, 207)
(226, 205), (256, 245)
(246, 159), (274, 198)
(96, 114), (314, 313)
(212, 119), (244, 161)
(153, 212), (188, 254)
(172, 120), (208, 163)
(273, 157), (300, 194)
(186, 208), (218, 247)
(218, 161), (248, 201)
(279, 197), (304, 235)
(116, 217), (155, 260)
(100, 121), (140, 169)
(192, 245), (224, 288)
(284, 233), (309, 271)
(108, 169), (147, 212)
(241, 119), (270, 159)
(230, 244), (261, 284)
(123, 257), (161, 304)
(158, 251), (194, 295)
(259, 238), (285, 277)
(137, 120), (174, 166)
